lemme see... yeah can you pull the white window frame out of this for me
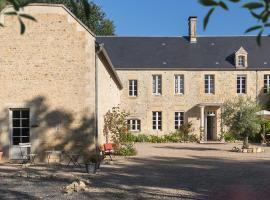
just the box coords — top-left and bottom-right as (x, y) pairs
(174, 75), (184, 95)
(264, 75), (270, 93)
(129, 80), (138, 97)
(204, 75), (215, 94)
(152, 111), (162, 130)
(152, 75), (162, 95)
(238, 56), (245, 67)
(175, 112), (184, 130)
(237, 75), (246, 94)
(127, 119), (141, 131)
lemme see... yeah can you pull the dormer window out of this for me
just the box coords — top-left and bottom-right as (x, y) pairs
(235, 47), (248, 68)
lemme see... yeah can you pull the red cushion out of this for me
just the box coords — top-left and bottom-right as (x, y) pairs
(104, 143), (113, 150)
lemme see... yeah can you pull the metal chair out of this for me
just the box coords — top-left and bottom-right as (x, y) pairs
(19, 143), (37, 166)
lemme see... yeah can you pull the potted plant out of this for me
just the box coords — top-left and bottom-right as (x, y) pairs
(84, 154), (101, 174)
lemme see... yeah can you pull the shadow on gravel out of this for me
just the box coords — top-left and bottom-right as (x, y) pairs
(153, 146), (220, 151)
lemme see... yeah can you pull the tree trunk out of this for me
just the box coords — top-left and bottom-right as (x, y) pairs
(243, 136), (249, 149)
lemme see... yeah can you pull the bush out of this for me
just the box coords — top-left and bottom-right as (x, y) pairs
(224, 132), (239, 142)
(115, 143), (137, 156)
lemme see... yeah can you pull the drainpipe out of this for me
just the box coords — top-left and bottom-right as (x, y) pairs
(256, 70), (258, 104)
(95, 43), (102, 155)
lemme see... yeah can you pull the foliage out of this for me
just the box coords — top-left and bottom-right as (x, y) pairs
(0, 0), (115, 35)
(199, 0), (270, 45)
(222, 97), (262, 148)
(115, 142), (137, 156)
(224, 132), (239, 142)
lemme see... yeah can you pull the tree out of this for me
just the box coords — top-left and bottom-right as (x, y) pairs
(199, 0), (270, 45)
(222, 97), (262, 148)
(0, 0), (115, 35)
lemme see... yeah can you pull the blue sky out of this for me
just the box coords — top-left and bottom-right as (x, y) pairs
(92, 0), (258, 36)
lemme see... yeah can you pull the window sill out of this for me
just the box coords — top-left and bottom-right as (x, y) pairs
(205, 93), (215, 95)
(153, 94), (162, 96)
(174, 93), (184, 96)
(128, 96), (138, 98)
(130, 130), (140, 133)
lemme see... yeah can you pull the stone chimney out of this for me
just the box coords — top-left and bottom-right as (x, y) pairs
(188, 16), (197, 43)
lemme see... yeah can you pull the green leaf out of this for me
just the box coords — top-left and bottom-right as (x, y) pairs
(4, 11), (18, 16)
(257, 29), (263, 46)
(19, 13), (36, 21)
(219, 1), (228, 10)
(245, 25), (263, 33)
(204, 7), (215, 30)
(261, 10), (270, 23)
(242, 2), (264, 10)
(199, 0), (218, 6)
(18, 17), (25, 34)
(250, 11), (261, 19)
(228, 0), (240, 2)
(265, 23), (270, 27)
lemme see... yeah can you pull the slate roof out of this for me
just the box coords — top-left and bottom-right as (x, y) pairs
(96, 36), (270, 70)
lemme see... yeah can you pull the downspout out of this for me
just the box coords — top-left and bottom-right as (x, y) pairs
(256, 70), (258, 104)
(95, 43), (102, 154)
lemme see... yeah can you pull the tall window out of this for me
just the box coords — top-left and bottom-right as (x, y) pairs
(205, 75), (215, 94)
(129, 80), (138, 96)
(238, 56), (245, 67)
(264, 75), (270, 93)
(175, 75), (184, 94)
(175, 112), (184, 130)
(237, 75), (246, 94)
(127, 119), (141, 131)
(11, 109), (30, 145)
(152, 111), (162, 130)
(152, 75), (162, 95)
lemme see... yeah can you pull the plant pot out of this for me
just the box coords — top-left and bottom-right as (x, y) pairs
(85, 163), (96, 174)
(0, 152), (3, 161)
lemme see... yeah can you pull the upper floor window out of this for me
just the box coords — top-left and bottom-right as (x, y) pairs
(174, 75), (184, 94)
(235, 47), (248, 68)
(237, 75), (246, 94)
(152, 75), (162, 95)
(129, 80), (138, 97)
(264, 75), (270, 93)
(205, 75), (215, 94)
(175, 112), (184, 130)
(152, 111), (162, 130)
(127, 119), (141, 131)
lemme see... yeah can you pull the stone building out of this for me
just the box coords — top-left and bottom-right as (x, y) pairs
(0, 4), (270, 160)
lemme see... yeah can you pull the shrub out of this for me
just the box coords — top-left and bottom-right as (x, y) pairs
(115, 143), (137, 156)
(224, 132), (238, 142)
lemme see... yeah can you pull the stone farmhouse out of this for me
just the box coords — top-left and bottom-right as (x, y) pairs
(0, 4), (270, 160)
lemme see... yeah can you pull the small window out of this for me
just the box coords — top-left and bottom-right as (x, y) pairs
(264, 75), (270, 93)
(175, 75), (184, 94)
(175, 112), (184, 130)
(152, 75), (162, 95)
(238, 56), (245, 67)
(11, 109), (30, 145)
(129, 80), (138, 97)
(127, 119), (141, 131)
(237, 75), (246, 94)
(152, 111), (162, 130)
(205, 75), (215, 94)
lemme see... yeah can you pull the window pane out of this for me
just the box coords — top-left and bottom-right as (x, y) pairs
(13, 119), (20, 127)
(22, 137), (30, 143)
(21, 110), (29, 118)
(21, 119), (29, 127)
(13, 110), (20, 118)
(13, 128), (20, 136)
(21, 128), (30, 137)
(13, 137), (20, 145)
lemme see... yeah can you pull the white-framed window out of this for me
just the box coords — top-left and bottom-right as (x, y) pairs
(264, 75), (270, 93)
(174, 75), (184, 94)
(175, 112), (184, 130)
(238, 56), (245, 67)
(204, 75), (215, 94)
(11, 109), (30, 145)
(127, 119), (141, 131)
(152, 111), (162, 130)
(152, 75), (162, 95)
(129, 80), (138, 96)
(237, 75), (246, 94)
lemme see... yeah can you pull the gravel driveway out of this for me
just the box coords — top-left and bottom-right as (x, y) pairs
(1, 142), (270, 200)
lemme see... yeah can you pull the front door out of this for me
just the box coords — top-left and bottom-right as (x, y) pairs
(9, 109), (30, 159)
(207, 116), (214, 140)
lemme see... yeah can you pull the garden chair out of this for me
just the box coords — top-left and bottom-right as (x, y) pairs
(19, 143), (37, 166)
(103, 143), (114, 161)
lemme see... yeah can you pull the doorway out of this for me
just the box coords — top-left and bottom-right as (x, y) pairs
(206, 111), (216, 141)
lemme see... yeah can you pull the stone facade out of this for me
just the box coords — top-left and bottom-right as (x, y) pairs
(117, 70), (269, 139)
(0, 4), (122, 160)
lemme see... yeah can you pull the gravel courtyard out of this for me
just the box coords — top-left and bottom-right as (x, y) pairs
(1, 142), (270, 200)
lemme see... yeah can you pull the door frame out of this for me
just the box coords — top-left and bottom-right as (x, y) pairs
(204, 111), (217, 141)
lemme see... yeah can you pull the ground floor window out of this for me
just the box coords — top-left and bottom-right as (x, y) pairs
(11, 109), (30, 145)
(152, 111), (162, 130)
(127, 119), (141, 131)
(175, 112), (184, 129)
